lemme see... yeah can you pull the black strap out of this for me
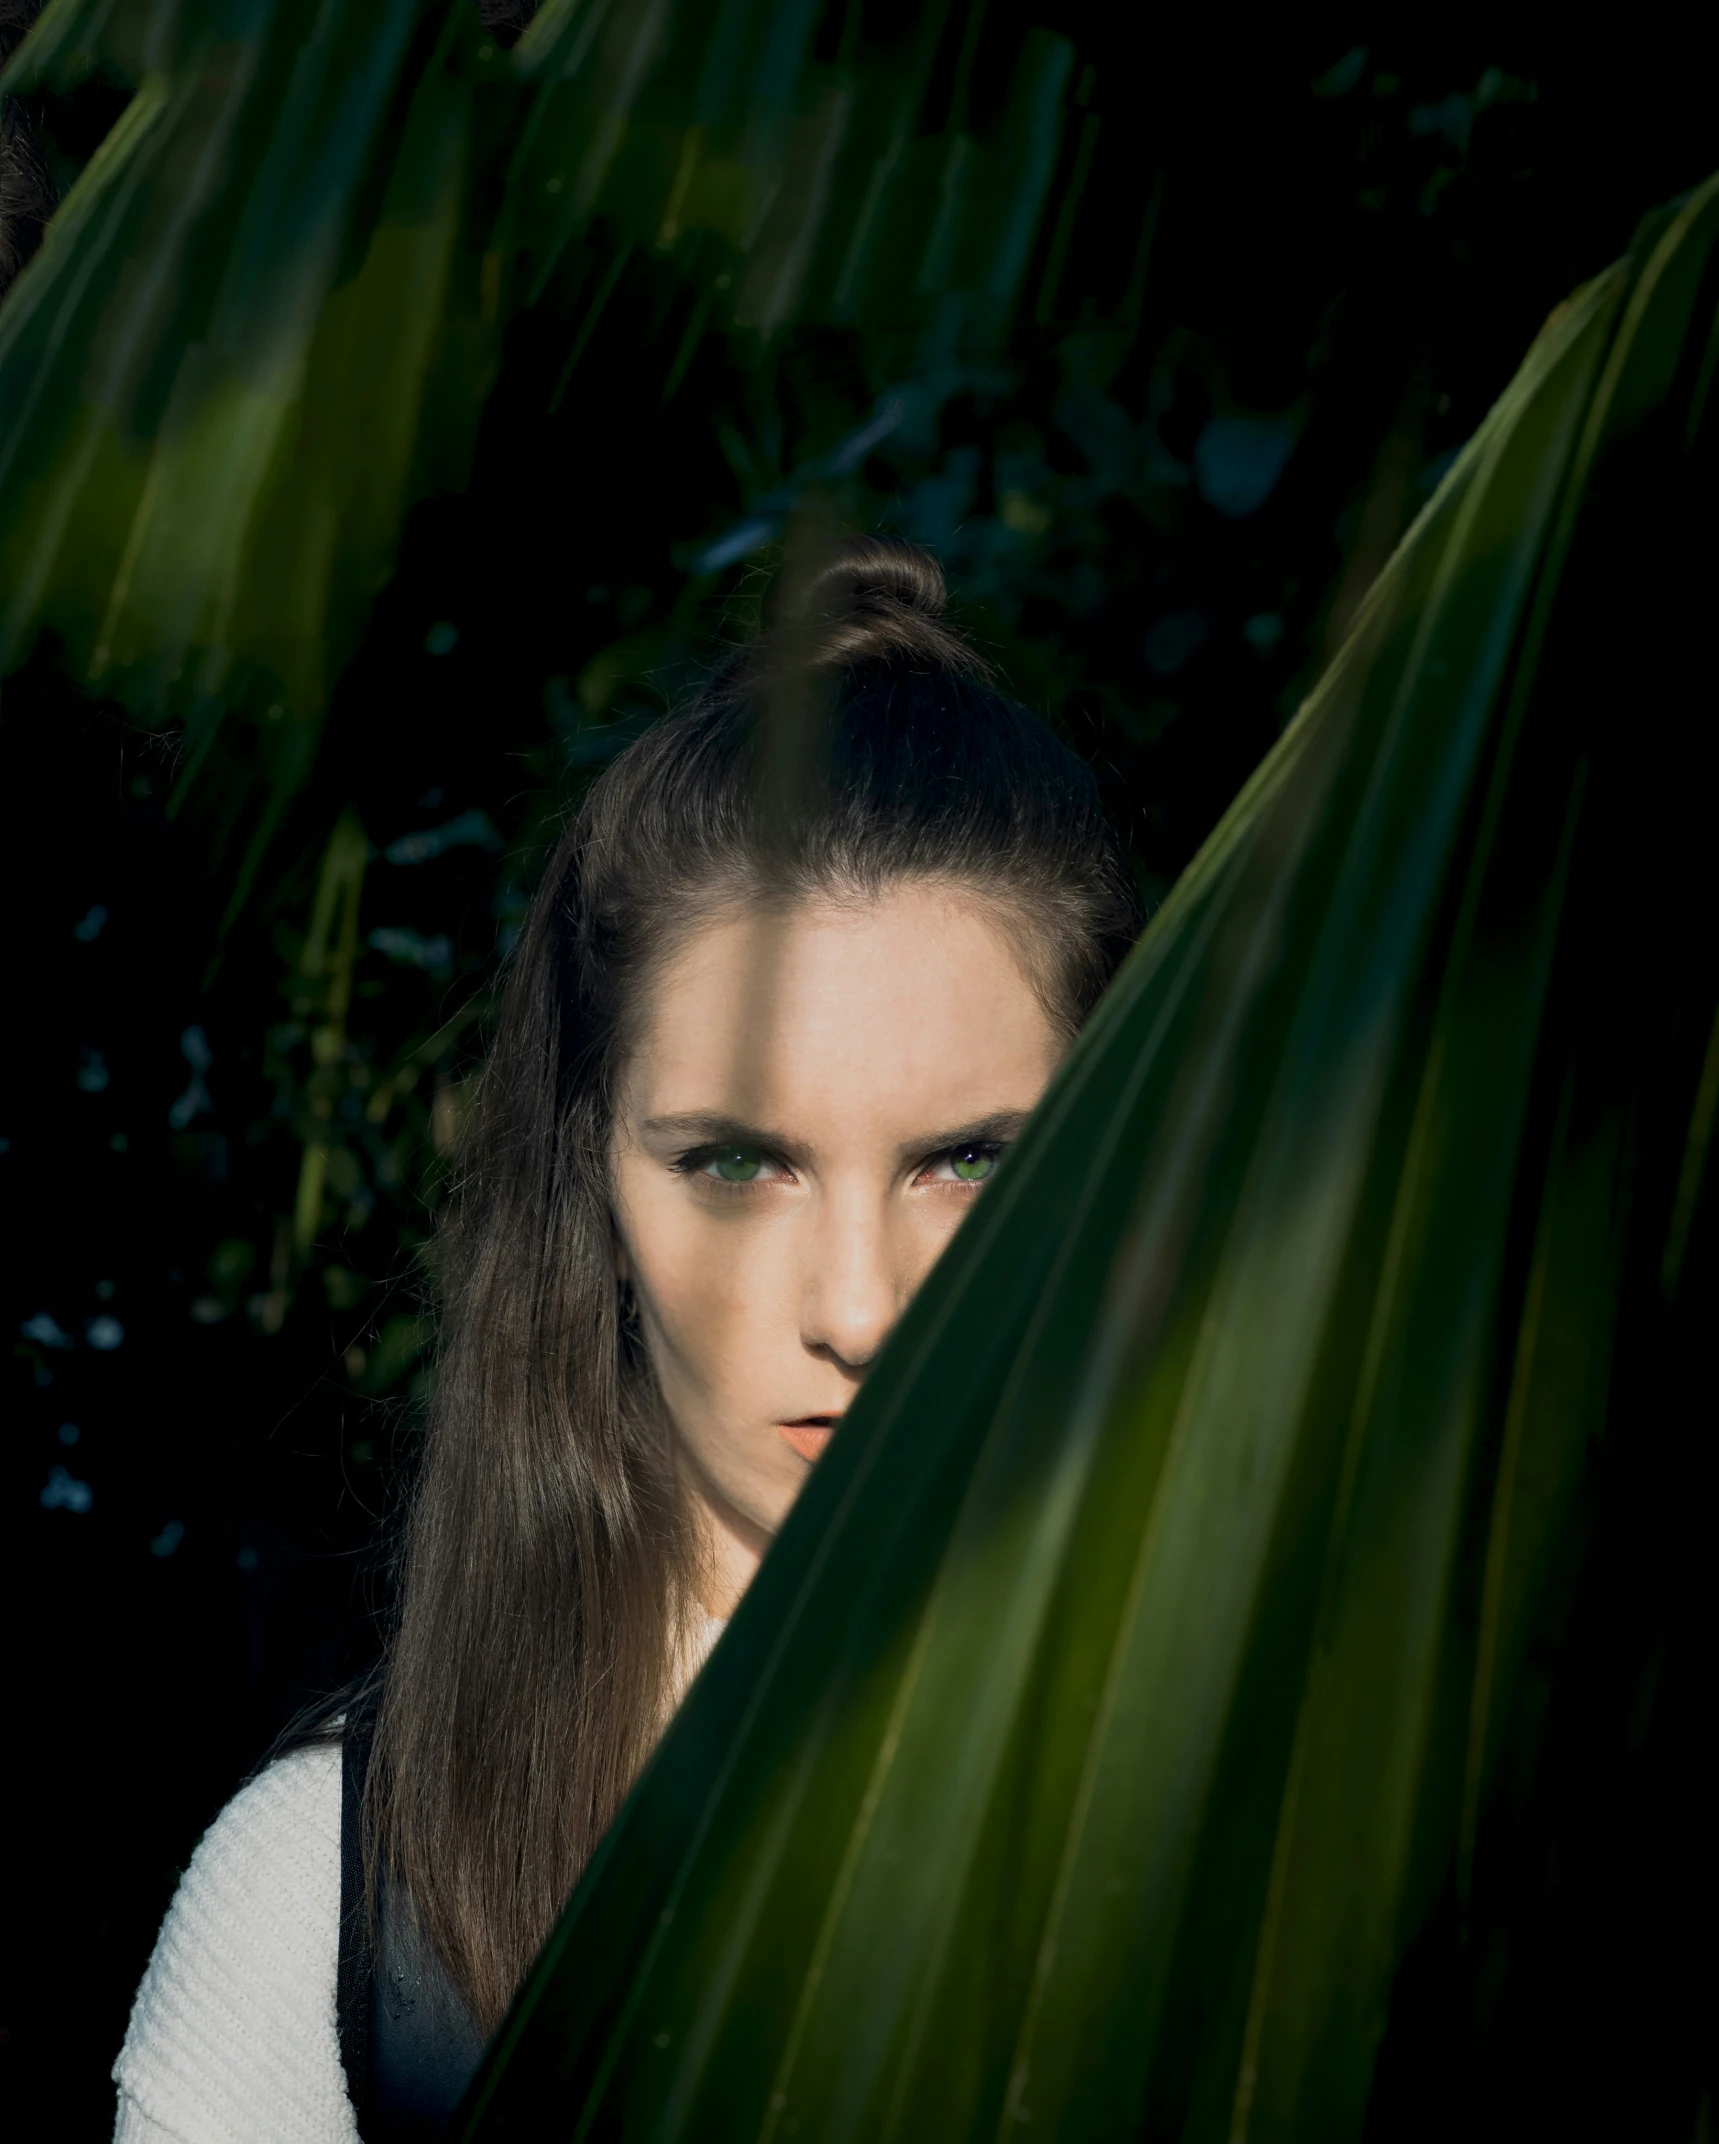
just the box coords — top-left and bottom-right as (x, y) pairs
(338, 1698), (488, 2141)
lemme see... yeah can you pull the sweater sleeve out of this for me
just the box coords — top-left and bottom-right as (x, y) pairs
(112, 1744), (359, 2144)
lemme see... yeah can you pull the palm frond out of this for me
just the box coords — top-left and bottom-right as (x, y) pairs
(454, 178), (1719, 2142)
(0, 0), (1103, 913)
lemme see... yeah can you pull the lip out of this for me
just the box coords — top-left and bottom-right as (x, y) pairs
(779, 1417), (840, 1462)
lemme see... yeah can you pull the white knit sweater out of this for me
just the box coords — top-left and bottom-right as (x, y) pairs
(114, 1744), (358, 2143)
(115, 1614), (724, 2142)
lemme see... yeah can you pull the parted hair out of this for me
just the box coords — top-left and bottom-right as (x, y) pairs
(367, 537), (1144, 2026)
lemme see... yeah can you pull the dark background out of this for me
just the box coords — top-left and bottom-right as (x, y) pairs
(3, 11), (1715, 2133)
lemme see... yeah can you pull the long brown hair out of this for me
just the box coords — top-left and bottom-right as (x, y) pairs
(368, 538), (1144, 2027)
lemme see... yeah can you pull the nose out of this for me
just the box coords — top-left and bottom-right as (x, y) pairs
(799, 1193), (903, 1374)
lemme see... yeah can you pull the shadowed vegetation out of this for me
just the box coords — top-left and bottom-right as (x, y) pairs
(2, 5), (1713, 2133)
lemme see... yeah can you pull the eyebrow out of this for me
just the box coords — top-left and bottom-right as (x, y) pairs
(638, 1108), (1036, 1165)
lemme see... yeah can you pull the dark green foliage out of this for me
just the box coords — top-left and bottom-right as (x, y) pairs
(0, 0), (498, 914)
(5, 6), (1717, 2130)
(0, 0), (1110, 911)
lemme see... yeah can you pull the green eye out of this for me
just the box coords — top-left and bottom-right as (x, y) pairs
(951, 1146), (994, 1182)
(710, 1146), (762, 1183)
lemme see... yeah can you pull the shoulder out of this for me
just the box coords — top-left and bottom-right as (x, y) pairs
(113, 1742), (359, 2143)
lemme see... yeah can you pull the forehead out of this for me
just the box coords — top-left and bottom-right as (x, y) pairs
(620, 883), (1061, 1133)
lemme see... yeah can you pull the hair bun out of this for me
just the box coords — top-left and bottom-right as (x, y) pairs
(804, 537), (947, 624)
(787, 536), (989, 681)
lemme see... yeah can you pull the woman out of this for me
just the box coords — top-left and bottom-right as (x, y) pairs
(113, 539), (1143, 2141)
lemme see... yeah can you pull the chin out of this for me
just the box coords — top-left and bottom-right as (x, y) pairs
(682, 1430), (815, 1540)
(753, 1458), (815, 1530)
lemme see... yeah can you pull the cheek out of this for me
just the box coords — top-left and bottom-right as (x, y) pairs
(917, 1186), (983, 1257)
(640, 1221), (739, 1361)
(618, 1182), (789, 1417)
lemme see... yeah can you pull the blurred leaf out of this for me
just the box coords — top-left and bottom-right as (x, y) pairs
(291, 808), (366, 1252)
(360, 1309), (430, 1393)
(0, 0), (1124, 913)
(455, 180), (1719, 2140)
(0, 0), (496, 907)
(206, 1236), (254, 1290)
(1193, 411), (1299, 517)
(513, 2), (1076, 348)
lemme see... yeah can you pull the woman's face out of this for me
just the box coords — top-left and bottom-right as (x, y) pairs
(610, 879), (1064, 1614)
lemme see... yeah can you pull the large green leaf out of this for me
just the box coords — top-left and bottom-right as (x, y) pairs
(0, 0), (1103, 905)
(511, 0), (1077, 351)
(0, 0), (492, 902)
(454, 181), (1719, 2139)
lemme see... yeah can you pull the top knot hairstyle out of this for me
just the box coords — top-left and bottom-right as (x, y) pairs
(778, 534), (989, 677)
(367, 538), (1145, 2028)
(572, 536), (1141, 1044)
